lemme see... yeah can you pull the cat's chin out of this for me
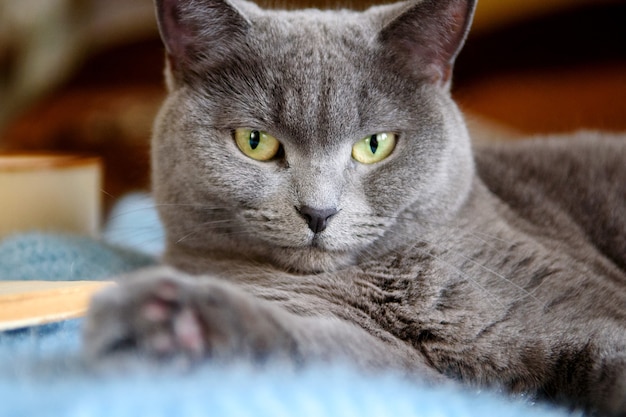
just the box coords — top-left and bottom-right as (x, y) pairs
(268, 246), (358, 274)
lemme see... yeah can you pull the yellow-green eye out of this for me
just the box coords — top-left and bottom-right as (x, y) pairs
(352, 133), (397, 164)
(235, 129), (281, 161)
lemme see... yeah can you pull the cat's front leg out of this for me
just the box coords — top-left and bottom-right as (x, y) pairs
(83, 266), (440, 379)
(83, 267), (301, 367)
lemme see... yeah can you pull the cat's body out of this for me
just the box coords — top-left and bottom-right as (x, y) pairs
(84, 0), (626, 415)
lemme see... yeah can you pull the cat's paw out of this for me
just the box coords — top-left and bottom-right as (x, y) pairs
(83, 267), (298, 368)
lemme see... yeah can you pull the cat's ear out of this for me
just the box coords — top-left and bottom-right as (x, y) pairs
(155, 0), (250, 79)
(378, 0), (476, 87)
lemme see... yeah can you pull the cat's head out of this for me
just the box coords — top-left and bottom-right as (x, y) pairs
(152, 0), (476, 273)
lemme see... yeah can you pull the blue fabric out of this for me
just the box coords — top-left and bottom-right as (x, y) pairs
(0, 233), (156, 281)
(0, 193), (575, 417)
(0, 321), (572, 417)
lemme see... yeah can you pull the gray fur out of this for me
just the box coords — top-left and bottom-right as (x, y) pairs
(84, 0), (626, 415)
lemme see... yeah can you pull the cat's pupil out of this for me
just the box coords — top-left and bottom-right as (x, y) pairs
(369, 135), (379, 154)
(249, 131), (261, 150)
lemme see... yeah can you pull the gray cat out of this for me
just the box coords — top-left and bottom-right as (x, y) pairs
(83, 0), (626, 415)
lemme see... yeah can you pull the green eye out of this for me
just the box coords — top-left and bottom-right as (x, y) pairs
(352, 133), (397, 164)
(235, 128), (281, 161)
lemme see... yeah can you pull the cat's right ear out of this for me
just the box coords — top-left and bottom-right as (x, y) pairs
(155, 0), (250, 82)
(378, 0), (476, 87)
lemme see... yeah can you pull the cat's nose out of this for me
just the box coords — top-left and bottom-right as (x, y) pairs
(297, 206), (338, 234)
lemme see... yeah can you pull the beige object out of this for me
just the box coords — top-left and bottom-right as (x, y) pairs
(0, 154), (102, 237)
(0, 280), (114, 331)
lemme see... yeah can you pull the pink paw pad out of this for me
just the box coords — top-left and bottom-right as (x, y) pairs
(173, 309), (205, 356)
(142, 300), (172, 322)
(154, 280), (180, 302)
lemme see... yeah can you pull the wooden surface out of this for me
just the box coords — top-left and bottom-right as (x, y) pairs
(0, 280), (114, 331)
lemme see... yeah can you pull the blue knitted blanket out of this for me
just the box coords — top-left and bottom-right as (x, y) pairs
(0, 194), (572, 417)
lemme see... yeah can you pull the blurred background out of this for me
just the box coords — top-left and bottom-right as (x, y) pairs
(1, 0), (625, 212)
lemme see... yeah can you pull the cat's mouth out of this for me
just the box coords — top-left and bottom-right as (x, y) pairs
(275, 237), (333, 255)
(309, 235), (324, 249)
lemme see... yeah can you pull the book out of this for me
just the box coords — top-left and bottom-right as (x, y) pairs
(0, 281), (114, 331)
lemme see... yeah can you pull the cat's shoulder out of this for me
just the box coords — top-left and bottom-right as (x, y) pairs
(471, 132), (625, 270)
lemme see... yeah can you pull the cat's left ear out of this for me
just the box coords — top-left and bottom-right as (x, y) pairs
(378, 0), (476, 87)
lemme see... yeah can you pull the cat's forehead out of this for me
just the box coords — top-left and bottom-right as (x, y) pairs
(248, 8), (375, 66)
(194, 9), (391, 142)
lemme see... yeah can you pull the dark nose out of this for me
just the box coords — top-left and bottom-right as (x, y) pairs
(297, 206), (338, 234)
